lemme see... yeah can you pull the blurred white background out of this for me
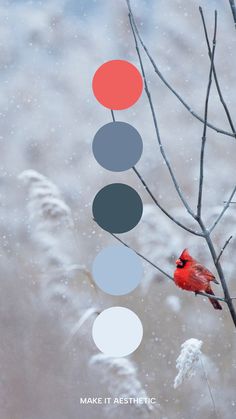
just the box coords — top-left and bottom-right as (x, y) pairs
(1, 1), (236, 418)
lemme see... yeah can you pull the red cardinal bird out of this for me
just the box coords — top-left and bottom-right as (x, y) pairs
(174, 249), (222, 310)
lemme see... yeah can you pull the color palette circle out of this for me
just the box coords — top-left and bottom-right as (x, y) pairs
(92, 307), (143, 357)
(92, 183), (143, 233)
(92, 60), (143, 110)
(92, 245), (143, 295)
(92, 121), (143, 172)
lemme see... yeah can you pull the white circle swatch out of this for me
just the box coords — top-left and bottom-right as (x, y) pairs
(92, 307), (143, 357)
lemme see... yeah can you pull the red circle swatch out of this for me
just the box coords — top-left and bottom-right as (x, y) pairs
(92, 60), (143, 110)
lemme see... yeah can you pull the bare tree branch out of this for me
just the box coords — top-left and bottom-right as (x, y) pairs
(126, 0), (235, 139)
(229, 0), (236, 28)
(197, 10), (217, 218)
(195, 291), (225, 302)
(209, 185), (236, 233)
(216, 235), (233, 263)
(128, 12), (196, 219)
(110, 231), (174, 281)
(199, 7), (236, 136)
(111, 2), (236, 326)
(132, 166), (202, 236)
(198, 218), (236, 325)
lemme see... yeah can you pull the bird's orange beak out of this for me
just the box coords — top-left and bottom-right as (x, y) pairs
(176, 258), (184, 267)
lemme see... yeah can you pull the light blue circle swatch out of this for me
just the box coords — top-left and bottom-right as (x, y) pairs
(92, 245), (143, 296)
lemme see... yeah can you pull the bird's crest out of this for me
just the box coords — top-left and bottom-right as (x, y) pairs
(179, 248), (192, 261)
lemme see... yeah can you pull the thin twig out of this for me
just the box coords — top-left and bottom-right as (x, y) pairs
(126, 0), (235, 139)
(111, 109), (115, 121)
(216, 235), (233, 263)
(195, 291), (225, 302)
(197, 10), (217, 218)
(209, 185), (236, 233)
(229, 0), (236, 28)
(199, 7), (236, 136)
(132, 166), (202, 236)
(128, 12), (196, 219)
(200, 357), (219, 419)
(110, 232), (174, 280)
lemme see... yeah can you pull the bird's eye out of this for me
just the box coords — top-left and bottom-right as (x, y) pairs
(176, 258), (184, 267)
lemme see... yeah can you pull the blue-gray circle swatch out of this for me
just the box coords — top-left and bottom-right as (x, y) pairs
(92, 121), (143, 172)
(92, 183), (143, 233)
(92, 245), (143, 295)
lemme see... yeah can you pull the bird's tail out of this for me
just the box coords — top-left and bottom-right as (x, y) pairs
(206, 286), (222, 310)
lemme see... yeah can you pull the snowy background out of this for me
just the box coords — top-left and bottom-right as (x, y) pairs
(1, 0), (236, 418)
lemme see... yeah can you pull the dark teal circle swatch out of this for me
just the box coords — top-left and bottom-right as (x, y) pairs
(92, 121), (143, 172)
(92, 183), (143, 233)
(92, 245), (143, 295)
